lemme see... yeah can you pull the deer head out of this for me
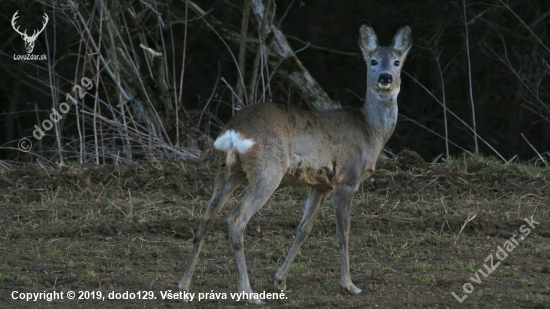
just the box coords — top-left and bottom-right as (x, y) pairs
(11, 11), (49, 54)
(359, 23), (412, 96)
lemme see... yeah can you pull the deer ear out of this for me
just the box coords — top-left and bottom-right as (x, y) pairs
(392, 23), (412, 57)
(358, 22), (378, 58)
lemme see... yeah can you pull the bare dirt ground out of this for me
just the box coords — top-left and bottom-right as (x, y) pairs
(0, 151), (549, 309)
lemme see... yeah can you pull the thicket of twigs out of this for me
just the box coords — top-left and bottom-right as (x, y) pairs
(0, 0), (548, 167)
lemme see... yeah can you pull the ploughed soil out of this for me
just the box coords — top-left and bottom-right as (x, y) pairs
(0, 151), (549, 308)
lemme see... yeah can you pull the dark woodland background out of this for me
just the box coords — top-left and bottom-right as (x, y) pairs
(0, 0), (549, 165)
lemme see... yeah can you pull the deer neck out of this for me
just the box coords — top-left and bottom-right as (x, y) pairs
(361, 88), (398, 144)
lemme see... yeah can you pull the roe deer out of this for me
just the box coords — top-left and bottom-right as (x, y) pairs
(179, 23), (412, 304)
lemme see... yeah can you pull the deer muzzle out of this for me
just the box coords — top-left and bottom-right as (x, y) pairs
(378, 73), (393, 89)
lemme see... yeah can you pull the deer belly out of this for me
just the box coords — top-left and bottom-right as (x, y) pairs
(283, 155), (336, 189)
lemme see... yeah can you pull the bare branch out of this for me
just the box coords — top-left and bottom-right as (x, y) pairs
(187, 0), (340, 111)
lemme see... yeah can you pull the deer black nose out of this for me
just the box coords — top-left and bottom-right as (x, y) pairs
(378, 73), (393, 84)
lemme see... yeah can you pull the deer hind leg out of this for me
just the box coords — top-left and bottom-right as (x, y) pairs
(227, 169), (284, 305)
(273, 187), (332, 290)
(179, 167), (246, 293)
(333, 184), (364, 295)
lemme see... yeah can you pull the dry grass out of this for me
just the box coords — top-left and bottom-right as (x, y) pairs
(0, 151), (549, 308)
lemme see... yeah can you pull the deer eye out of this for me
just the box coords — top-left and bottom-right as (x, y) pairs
(370, 60), (378, 66)
(394, 60), (400, 66)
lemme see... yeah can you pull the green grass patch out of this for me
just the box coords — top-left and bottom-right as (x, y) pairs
(446, 153), (550, 177)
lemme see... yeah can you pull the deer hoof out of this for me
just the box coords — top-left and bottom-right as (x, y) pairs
(342, 286), (364, 295)
(272, 276), (286, 290)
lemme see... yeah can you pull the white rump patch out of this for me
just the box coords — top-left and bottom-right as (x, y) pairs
(213, 130), (255, 165)
(214, 130), (255, 153)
